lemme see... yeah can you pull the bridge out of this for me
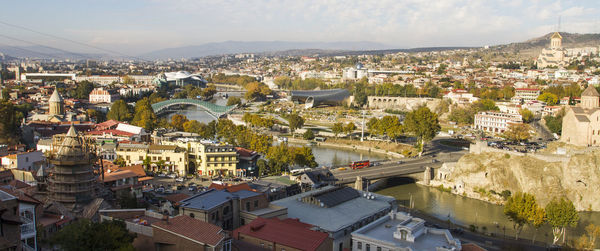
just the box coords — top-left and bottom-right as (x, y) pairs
(151, 99), (237, 119)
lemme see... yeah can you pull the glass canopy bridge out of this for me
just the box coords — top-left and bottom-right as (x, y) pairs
(151, 99), (237, 119)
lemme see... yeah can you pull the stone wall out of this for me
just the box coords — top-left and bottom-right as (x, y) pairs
(367, 96), (440, 111)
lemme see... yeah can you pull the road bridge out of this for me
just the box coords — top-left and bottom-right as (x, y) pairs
(151, 99), (237, 119)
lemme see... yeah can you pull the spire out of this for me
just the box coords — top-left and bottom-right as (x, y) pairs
(66, 124), (77, 137)
(49, 87), (64, 103)
(581, 85), (600, 97)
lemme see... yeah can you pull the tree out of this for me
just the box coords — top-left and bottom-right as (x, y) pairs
(0, 100), (20, 145)
(546, 197), (579, 245)
(472, 99), (498, 112)
(122, 75), (135, 85)
(50, 219), (136, 251)
(69, 80), (95, 99)
(107, 100), (132, 122)
(287, 113), (304, 134)
(244, 82), (272, 101)
(332, 122), (344, 138)
(183, 120), (203, 134)
(303, 130), (315, 140)
(504, 192), (541, 240)
(226, 96), (242, 106)
(403, 107), (441, 155)
(544, 108), (565, 135)
(538, 92), (559, 105)
(503, 123), (531, 142)
(114, 156), (126, 167)
(575, 224), (600, 250)
(344, 122), (357, 137)
(142, 156), (152, 170)
(519, 109), (534, 123)
(170, 114), (189, 131)
(87, 109), (106, 123)
(132, 98), (157, 130)
(201, 84), (217, 99)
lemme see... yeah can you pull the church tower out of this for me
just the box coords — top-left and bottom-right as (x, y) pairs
(48, 87), (64, 115)
(580, 85), (600, 109)
(550, 32), (562, 49)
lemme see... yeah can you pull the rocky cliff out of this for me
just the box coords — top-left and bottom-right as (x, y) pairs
(450, 147), (600, 211)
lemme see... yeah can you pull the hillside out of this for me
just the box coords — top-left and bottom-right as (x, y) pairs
(491, 32), (600, 58)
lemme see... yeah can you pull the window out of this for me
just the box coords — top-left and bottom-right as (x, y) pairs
(357, 242), (362, 249)
(377, 247), (381, 251)
(254, 200), (258, 207)
(366, 244), (370, 251)
(166, 157), (170, 161)
(246, 202), (250, 211)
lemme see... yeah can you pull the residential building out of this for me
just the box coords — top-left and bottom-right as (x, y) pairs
(561, 85), (600, 146)
(115, 144), (188, 176)
(179, 186), (287, 230)
(443, 89), (479, 104)
(272, 186), (396, 251)
(153, 71), (207, 87)
(0, 190), (21, 250)
(152, 215), (231, 251)
(89, 88), (119, 104)
(233, 217), (332, 251)
(163, 140), (238, 177)
(512, 88), (540, 103)
(351, 211), (461, 251)
(235, 147), (259, 177)
(474, 112), (523, 133)
(0, 187), (42, 251)
(1, 151), (46, 172)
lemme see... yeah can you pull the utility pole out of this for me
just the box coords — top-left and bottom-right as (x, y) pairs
(361, 110), (365, 142)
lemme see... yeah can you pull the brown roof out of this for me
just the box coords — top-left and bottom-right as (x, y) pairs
(461, 243), (488, 251)
(581, 85), (600, 97)
(233, 217), (329, 251)
(209, 183), (255, 193)
(152, 215), (225, 246)
(120, 165), (146, 177)
(102, 170), (138, 183)
(165, 193), (191, 204)
(0, 187), (41, 205)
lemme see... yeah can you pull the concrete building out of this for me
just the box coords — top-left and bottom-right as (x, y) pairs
(343, 63), (369, 80)
(474, 112), (523, 133)
(0, 187), (42, 251)
(1, 151), (46, 172)
(512, 88), (540, 104)
(162, 140), (239, 177)
(351, 211), (461, 251)
(115, 144), (188, 176)
(367, 96), (438, 111)
(272, 186), (395, 251)
(75, 75), (120, 86)
(561, 85), (600, 146)
(89, 88), (119, 104)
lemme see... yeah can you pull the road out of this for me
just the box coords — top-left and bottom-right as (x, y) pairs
(331, 137), (469, 183)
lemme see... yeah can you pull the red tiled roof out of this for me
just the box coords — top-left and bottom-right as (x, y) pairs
(101, 170), (138, 183)
(8, 180), (30, 189)
(209, 183), (255, 193)
(165, 193), (191, 203)
(235, 147), (258, 158)
(0, 187), (41, 205)
(87, 129), (135, 137)
(152, 215), (225, 246)
(95, 120), (121, 130)
(461, 243), (488, 251)
(233, 217), (329, 251)
(120, 165), (146, 177)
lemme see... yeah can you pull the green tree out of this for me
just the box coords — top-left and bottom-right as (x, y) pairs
(226, 96), (242, 106)
(538, 92), (559, 105)
(107, 100), (132, 122)
(50, 219), (136, 251)
(201, 84), (217, 99)
(69, 80), (95, 99)
(132, 98), (157, 131)
(332, 122), (344, 138)
(244, 82), (272, 101)
(287, 113), (304, 135)
(502, 86), (515, 100)
(183, 120), (203, 134)
(256, 159), (268, 177)
(403, 107), (441, 155)
(114, 156), (126, 167)
(472, 99), (498, 112)
(344, 122), (357, 137)
(519, 109), (534, 123)
(503, 123), (531, 142)
(544, 108), (565, 135)
(504, 192), (539, 240)
(546, 197), (580, 245)
(303, 129), (315, 140)
(170, 114), (189, 131)
(142, 156), (152, 170)
(87, 109), (106, 123)
(0, 100), (20, 145)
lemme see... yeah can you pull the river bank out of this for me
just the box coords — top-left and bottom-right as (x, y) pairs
(286, 137), (405, 159)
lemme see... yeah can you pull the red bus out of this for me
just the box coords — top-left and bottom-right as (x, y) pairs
(350, 160), (370, 169)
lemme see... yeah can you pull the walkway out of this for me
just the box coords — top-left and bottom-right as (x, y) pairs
(151, 99), (237, 119)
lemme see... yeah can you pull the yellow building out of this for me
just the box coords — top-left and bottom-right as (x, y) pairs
(163, 141), (238, 177)
(115, 143), (188, 176)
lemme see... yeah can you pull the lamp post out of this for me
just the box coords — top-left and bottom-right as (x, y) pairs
(361, 110), (365, 142)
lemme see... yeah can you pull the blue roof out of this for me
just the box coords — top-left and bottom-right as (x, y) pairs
(180, 189), (232, 211)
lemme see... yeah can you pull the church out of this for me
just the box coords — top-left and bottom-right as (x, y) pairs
(561, 85), (600, 146)
(536, 32), (570, 69)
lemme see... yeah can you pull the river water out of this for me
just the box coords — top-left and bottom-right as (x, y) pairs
(377, 182), (600, 246)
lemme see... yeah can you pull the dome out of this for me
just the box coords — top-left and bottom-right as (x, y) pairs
(48, 88), (64, 103)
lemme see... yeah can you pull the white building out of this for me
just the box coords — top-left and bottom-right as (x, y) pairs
(89, 88), (119, 104)
(443, 89), (478, 104)
(1, 151), (46, 172)
(351, 211), (461, 251)
(474, 112), (523, 133)
(512, 88), (540, 104)
(75, 75), (121, 86)
(343, 63), (369, 80)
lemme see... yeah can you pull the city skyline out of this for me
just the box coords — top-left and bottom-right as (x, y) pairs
(1, 0), (599, 55)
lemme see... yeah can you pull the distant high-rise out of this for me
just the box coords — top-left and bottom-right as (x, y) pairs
(47, 125), (96, 209)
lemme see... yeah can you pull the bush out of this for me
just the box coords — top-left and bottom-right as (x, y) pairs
(504, 153), (511, 159)
(500, 190), (512, 200)
(303, 130), (315, 140)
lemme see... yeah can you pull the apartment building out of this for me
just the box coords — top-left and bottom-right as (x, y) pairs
(474, 112), (523, 133)
(115, 144), (188, 176)
(89, 88), (119, 104)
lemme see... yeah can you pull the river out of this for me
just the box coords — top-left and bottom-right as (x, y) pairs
(377, 182), (600, 246)
(286, 142), (387, 167)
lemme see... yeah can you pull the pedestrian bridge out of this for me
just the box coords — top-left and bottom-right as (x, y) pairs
(151, 99), (237, 119)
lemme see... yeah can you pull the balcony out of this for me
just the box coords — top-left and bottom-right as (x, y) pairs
(20, 222), (35, 238)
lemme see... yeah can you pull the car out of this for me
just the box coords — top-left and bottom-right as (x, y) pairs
(188, 186), (197, 192)
(157, 173), (166, 177)
(164, 189), (174, 194)
(337, 167), (347, 171)
(155, 187), (165, 193)
(175, 177), (184, 182)
(177, 185), (185, 190)
(168, 174), (177, 179)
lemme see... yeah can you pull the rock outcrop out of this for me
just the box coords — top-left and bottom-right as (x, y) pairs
(450, 149), (600, 211)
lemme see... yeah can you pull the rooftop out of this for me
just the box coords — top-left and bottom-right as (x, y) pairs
(179, 189), (233, 211)
(234, 217), (329, 251)
(152, 215), (225, 246)
(271, 186), (394, 233)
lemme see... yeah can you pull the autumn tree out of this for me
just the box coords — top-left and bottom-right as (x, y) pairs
(201, 84), (217, 99)
(244, 82), (272, 101)
(575, 224), (600, 250)
(546, 197), (579, 245)
(538, 92), (559, 105)
(0, 100), (20, 145)
(504, 192), (543, 240)
(403, 107), (441, 155)
(332, 122), (344, 138)
(503, 123), (531, 142)
(87, 109), (106, 123)
(226, 96), (242, 106)
(107, 100), (132, 122)
(344, 122), (357, 137)
(519, 109), (534, 123)
(170, 114), (189, 131)
(122, 75), (135, 85)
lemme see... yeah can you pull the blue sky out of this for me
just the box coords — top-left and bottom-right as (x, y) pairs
(1, 0), (599, 54)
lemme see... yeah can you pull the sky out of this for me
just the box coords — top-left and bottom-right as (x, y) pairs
(1, 0), (599, 55)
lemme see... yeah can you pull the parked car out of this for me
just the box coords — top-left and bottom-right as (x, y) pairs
(157, 173), (166, 177)
(168, 174), (177, 179)
(175, 177), (184, 182)
(155, 187), (165, 193)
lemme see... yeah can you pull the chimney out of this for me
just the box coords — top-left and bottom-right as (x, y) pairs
(162, 214), (169, 224)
